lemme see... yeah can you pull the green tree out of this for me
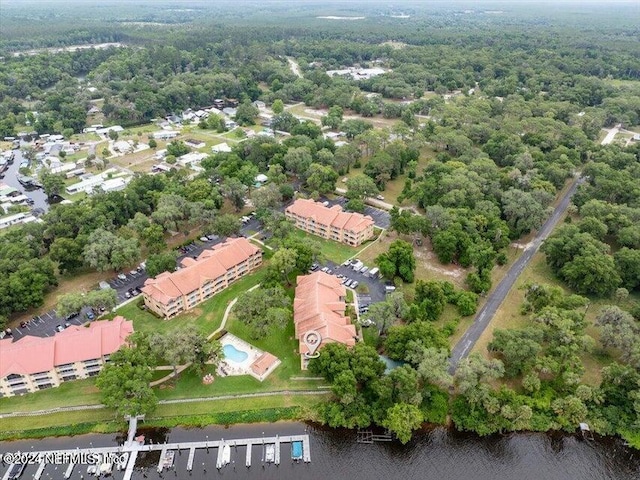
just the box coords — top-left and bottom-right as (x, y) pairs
(49, 237), (85, 274)
(96, 335), (157, 416)
(56, 288), (118, 318)
(40, 172), (66, 198)
(212, 214), (241, 237)
(272, 99), (284, 114)
(166, 140), (190, 157)
(382, 403), (424, 444)
(234, 286), (292, 339)
(376, 240), (416, 283)
(306, 163), (339, 194)
(141, 224), (166, 253)
(270, 247), (298, 285)
(346, 174), (379, 200)
(145, 252), (178, 278)
(221, 178), (247, 212)
(235, 102), (259, 126)
(83, 228), (140, 272)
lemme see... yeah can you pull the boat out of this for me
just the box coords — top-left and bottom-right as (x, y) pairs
(265, 444), (276, 463)
(100, 461), (112, 474)
(291, 440), (303, 461)
(117, 452), (129, 470)
(217, 444), (231, 468)
(6, 463), (25, 480)
(160, 450), (175, 470)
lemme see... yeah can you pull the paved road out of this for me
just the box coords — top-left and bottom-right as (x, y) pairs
(601, 124), (621, 145)
(448, 175), (584, 373)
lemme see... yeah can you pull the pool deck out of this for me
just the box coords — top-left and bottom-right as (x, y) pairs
(218, 333), (280, 381)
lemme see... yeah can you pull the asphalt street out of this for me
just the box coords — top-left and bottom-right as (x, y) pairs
(8, 217), (263, 342)
(448, 176), (585, 373)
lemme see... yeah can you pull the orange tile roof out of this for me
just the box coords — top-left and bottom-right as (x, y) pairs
(286, 199), (374, 234)
(293, 271), (357, 354)
(0, 317), (134, 378)
(141, 237), (261, 305)
(250, 352), (278, 376)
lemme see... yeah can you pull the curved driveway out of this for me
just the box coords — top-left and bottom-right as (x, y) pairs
(448, 176), (584, 372)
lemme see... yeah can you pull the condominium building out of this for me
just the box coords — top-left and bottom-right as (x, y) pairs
(293, 271), (357, 369)
(285, 198), (374, 246)
(0, 316), (133, 398)
(142, 237), (262, 319)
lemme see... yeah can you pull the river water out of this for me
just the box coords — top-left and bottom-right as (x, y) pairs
(1, 149), (52, 213)
(1, 423), (639, 480)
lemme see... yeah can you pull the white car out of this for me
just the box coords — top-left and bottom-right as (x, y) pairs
(376, 194), (385, 201)
(117, 273), (127, 281)
(200, 236), (209, 242)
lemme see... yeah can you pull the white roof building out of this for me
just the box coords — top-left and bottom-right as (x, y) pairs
(176, 152), (208, 167)
(0, 212), (38, 230)
(212, 142), (232, 153)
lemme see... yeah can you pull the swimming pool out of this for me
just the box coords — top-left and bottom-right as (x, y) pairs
(223, 344), (249, 363)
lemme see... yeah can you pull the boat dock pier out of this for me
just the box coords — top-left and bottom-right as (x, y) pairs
(0, 416), (311, 480)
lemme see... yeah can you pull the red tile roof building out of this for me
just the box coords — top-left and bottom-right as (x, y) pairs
(0, 316), (133, 397)
(293, 271), (357, 369)
(142, 237), (262, 318)
(285, 198), (374, 246)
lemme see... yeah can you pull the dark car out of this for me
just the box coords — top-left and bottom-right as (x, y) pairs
(65, 312), (79, 321)
(86, 310), (95, 320)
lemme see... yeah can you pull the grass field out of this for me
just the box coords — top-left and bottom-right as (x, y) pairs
(275, 229), (361, 264)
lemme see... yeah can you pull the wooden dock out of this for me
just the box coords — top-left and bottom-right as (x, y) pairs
(34, 462), (46, 480)
(187, 446), (196, 471)
(63, 462), (74, 478)
(246, 441), (252, 467)
(275, 435), (281, 465)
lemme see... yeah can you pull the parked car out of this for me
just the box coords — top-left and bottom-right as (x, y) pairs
(129, 270), (138, 276)
(342, 260), (350, 267)
(125, 291), (131, 299)
(86, 311), (95, 320)
(56, 324), (65, 332)
(360, 266), (369, 274)
(200, 236), (209, 242)
(345, 279), (353, 287)
(117, 273), (127, 281)
(310, 263), (319, 271)
(351, 281), (359, 289)
(65, 312), (79, 321)
(376, 194), (385, 201)
(321, 266), (329, 273)
(207, 234), (219, 241)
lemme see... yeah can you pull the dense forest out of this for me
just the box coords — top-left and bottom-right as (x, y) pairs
(1, 0), (640, 445)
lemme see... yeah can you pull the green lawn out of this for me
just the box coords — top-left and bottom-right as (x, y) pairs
(0, 379), (101, 414)
(280, 229), (361, 264)
(114, 269), (267, 336)
(155, 363), (325, 401)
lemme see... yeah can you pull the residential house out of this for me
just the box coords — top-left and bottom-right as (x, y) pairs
(293, 271), (357, 369)
(0, 317), (133, 397)
(141, 237), (263, 318)
(285, 198), (375, 246)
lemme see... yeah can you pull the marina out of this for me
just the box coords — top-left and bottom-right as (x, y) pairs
(0, 417), (311, 480)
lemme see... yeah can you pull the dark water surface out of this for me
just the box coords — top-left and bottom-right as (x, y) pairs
(2, 423), (640, 480)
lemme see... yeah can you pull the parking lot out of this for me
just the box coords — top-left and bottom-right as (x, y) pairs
(324, 196), (391, 229)
(315, 258), (386, 317)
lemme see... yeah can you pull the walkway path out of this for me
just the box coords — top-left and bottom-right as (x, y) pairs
(287, 57), (303, 78)
(601, 124), (621, 145)
(448, 175), (584, 372)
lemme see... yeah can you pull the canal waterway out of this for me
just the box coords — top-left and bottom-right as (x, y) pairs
(1, 149), (52, 213)
(1, 422), (639, 480)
